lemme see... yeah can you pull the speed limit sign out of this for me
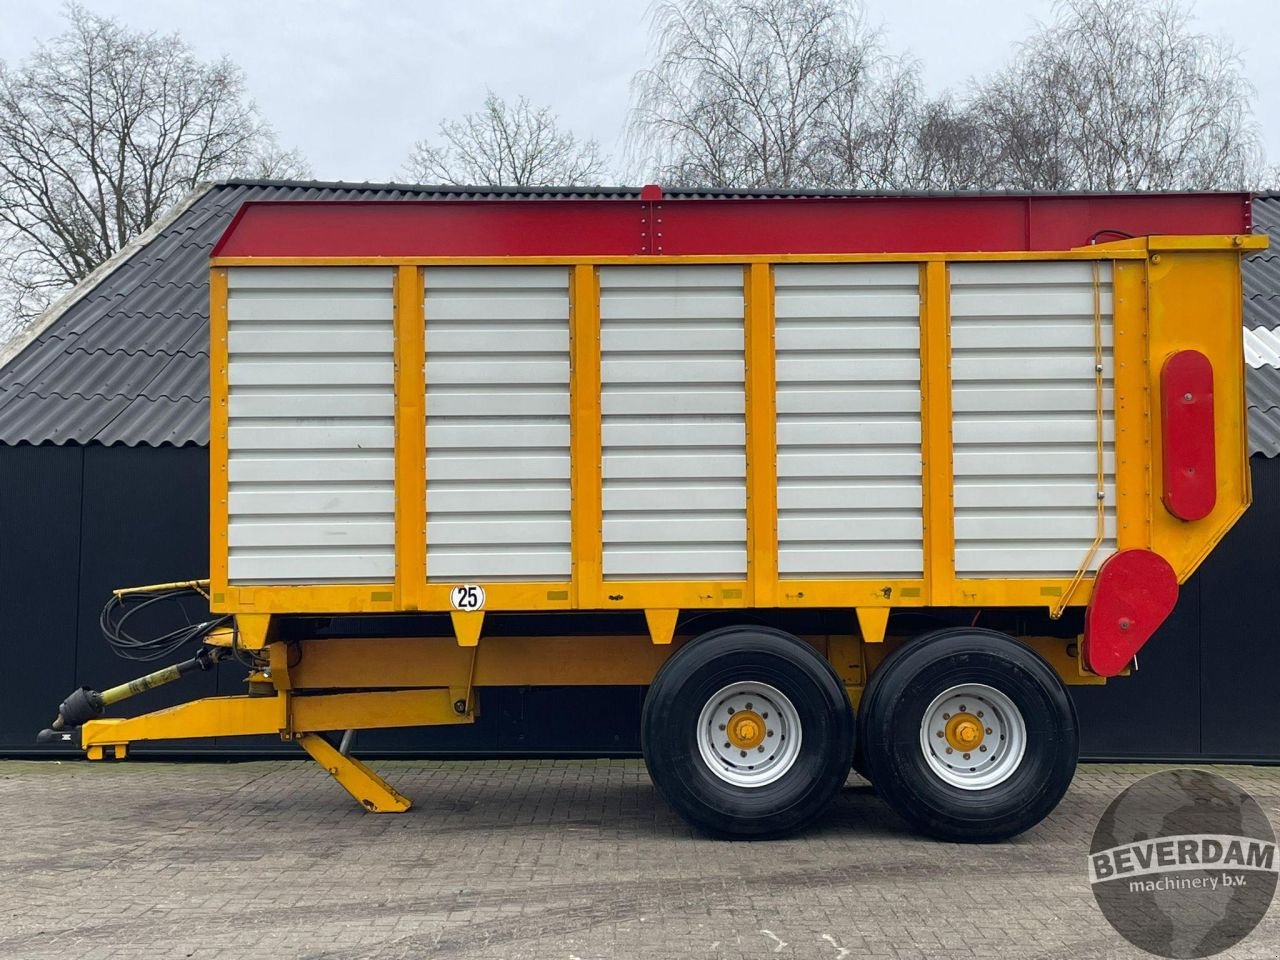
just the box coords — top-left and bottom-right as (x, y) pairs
(449, 584), (486, 611)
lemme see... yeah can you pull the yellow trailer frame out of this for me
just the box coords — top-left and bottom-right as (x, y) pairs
(206, 238), (1260, 643)
(73, 234), (1263, 815)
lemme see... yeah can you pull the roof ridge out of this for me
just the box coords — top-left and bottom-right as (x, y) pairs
(0, 183), (217, 370)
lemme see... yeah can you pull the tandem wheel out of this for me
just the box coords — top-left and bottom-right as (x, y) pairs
(641, 626), (854, 839)
(857, 628), (1079, 843)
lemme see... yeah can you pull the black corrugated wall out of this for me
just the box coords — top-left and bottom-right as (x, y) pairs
(2, 442), (1277, 761)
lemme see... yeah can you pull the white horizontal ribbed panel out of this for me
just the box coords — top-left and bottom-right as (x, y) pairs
(950, 261), (1116, 577)
(600, 266), (746, 580)
(226, 267), (395, 585)
(774, 264), (923, 578)
(425, 267), (571, 581)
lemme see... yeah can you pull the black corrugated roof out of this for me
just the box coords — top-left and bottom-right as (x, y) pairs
(1247, 196), (1280, 457)
(1, 180), (1278, 450)
(0, 180), (646, 446)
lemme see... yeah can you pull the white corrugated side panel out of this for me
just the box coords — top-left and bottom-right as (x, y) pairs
(950, 261), (1116, 577)
(425, 267), (571, 581)
(774, 264), (923, 578)
(227, 267), (395, 584)
(600, 266), (747, 579)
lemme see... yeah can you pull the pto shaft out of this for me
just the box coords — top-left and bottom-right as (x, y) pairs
(37, 648), (224, 743)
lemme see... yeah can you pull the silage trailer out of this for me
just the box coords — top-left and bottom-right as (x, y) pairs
(40, 189), (1265, 841)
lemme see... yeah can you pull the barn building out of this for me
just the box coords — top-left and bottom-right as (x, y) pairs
(1, 180), (1278, 760)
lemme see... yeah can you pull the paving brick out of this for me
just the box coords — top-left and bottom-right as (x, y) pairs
(0, 760), (1276, 959)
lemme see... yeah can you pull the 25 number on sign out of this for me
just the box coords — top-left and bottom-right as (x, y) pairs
(450, 584), (486, 612)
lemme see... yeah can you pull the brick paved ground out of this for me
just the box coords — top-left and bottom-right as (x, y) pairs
(0, 759), (1276, 960)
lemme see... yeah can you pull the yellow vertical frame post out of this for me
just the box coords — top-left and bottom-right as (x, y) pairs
(209, 267), (230, 600)
(570, 264), (603, 607)
(920, 261), (955, 604)
(394, 265), (427, 609)
(1110, 258), (1151, 551)
(745, 263), (778, 606)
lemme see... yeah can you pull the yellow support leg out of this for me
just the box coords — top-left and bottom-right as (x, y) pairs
(297, 733), (412, 813)
(644, 608), (679, 645)
(855, 607), (890, 644)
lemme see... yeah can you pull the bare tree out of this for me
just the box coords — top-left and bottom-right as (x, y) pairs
(628, 0), (922, 189)
(404, 92), (607, 187)
(902, 97), (996, 191)
(0, 4), (309, 342)
(960, 0), (1262, 191)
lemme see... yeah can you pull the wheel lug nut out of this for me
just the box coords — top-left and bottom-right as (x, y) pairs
(943, 713), (950, 720)
(985, 727), (992, 735)
(945, 748), (953, 754)
(724, 742), (730, 748)
(977, 711), (984, 718)
(739, 750), (747, 758)
(935, 731), (944, 738)
(766, 730), (774, 737)
(745, 702), (753, 710)
(762, 712), (768, 719)
(727, 707), (735, 714)
(719, 724), (726, 731)
(959, 705), (967, 712)
(979, 745), (988, 753)
(963, 753), (971, 760)
(757, 746), (764, 753)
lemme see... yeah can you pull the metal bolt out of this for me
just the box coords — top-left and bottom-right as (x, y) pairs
(719, 724), (726, 731)
(986, 727), (993, 735)
(1184, 392), (1194, 402)
(945, 748), (953, 755)
(943, 712), (950, 720)
(724, 741), (731, 748)
(453, 699), (467, 714)
(739, 750), (747, 758)
(976, 711), (984, 718)
(757, 746), (765, 753)
(762, 712), (769, 719)
(727, 707), (735, 714)
(959, 704), (967, 712)
(963, 753), (971, 760)
(980, 745), (988, 753)
(745, 702), (753, 710)
(767, 730), (774, 737)
(936, 731), (944, 738)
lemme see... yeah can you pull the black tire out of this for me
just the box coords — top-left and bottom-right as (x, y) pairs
(857, 628), (1078, 843)
(641, 626), (854, 839)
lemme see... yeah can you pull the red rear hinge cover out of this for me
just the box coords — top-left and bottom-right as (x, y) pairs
(1160, 349), (1216, 521)
(1083, 549), (1178, 677)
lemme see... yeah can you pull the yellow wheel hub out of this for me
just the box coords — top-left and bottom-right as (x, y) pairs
(726, 710), (766, 750)
(944, 713), (984, 752)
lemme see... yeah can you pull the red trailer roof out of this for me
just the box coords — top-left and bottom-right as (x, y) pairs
(212, 192), (1252, 259)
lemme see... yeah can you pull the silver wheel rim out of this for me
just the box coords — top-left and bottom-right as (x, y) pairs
(919, 682), (1027, 790)
(696, 681), (802, 787)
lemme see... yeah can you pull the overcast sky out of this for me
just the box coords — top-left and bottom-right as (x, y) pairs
(1, 0), (1276, 183)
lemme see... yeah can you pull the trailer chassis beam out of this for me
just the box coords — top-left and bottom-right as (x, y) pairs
(79, 688), (471, 810)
